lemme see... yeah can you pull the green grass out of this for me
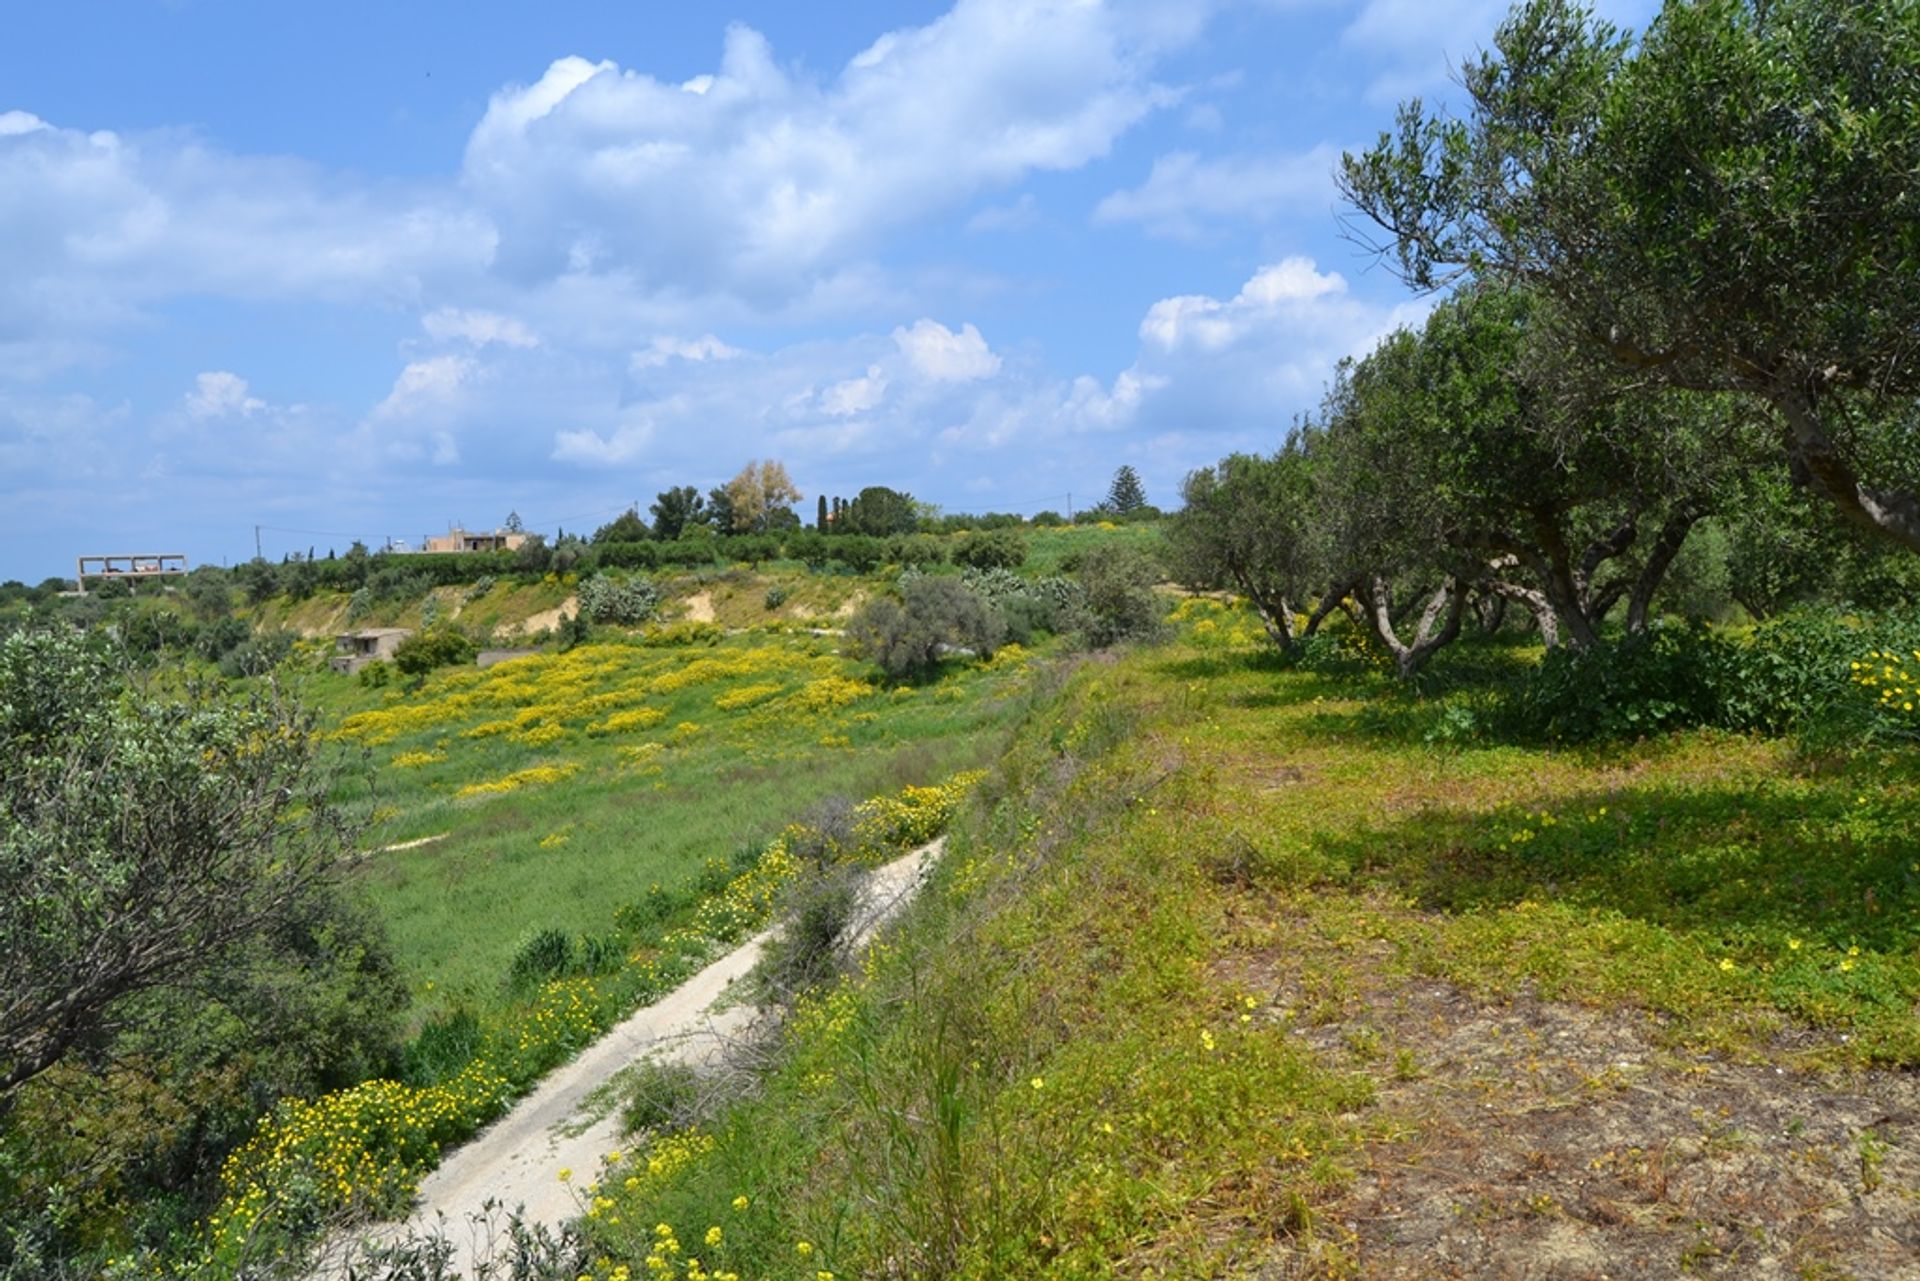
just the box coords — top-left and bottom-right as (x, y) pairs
(565, 597), (1920, 1279)
(1018, 520), (1164, 576)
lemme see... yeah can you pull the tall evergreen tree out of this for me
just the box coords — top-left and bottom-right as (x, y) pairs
(1107, 465), (1148, 514)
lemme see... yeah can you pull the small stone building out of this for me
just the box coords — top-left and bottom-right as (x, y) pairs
(331, 627), (412, 674)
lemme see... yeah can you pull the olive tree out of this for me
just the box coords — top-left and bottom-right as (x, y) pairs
(0, 626), (368, 1105)
(1167, 446), (1332, 651)
(1341, 0), (1920, 552)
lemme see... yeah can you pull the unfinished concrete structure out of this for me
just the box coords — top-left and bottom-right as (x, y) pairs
(74, 553), (188, 593)
(421, 528), (529, 554)
(330, 627), (412, 675)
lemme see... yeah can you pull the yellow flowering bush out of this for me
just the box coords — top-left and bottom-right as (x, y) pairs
(713, 683), (783, 711)
(851, 770), (987, 852)
(595, 706), (668, 735)
(1852, 649), (1920, 717)
(390, 748), (445, 769)
(455, 761), (581, 799)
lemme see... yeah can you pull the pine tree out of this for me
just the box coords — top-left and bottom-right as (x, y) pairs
(1106, 465), (1147, 514)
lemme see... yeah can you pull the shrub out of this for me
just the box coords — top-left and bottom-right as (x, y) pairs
(831, 535), (886, 574)
(577, 574), (660, 625)
(751, 863), (864, 1003)
(218, 628), (297, 679)
(887, 533), (948, 568)
(401, 1007), (484, 1087)
(358, 659), (392, 688)
(615, 883), (685, 934)
(619, 1060), (707, 1136)
(848, 576), (1007, 678)
(952, 528), (1026, 570)
(1511, 624), (1728, 742)
(764, 584), (789, 611)
(195, 615), (251, 662)
(464, 575), (496, 604)
(1076, 544), (1165, 647)
(507, 928), (575, 989)
(392, 627), (477, 676)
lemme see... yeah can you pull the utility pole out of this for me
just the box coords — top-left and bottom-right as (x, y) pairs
(254, 524), (262, 560)
(1066, 493), (1073, 521)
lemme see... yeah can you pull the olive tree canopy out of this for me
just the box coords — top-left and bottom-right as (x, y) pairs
(0, 627), (365, 1104)
(1341, 0), (1920, 550)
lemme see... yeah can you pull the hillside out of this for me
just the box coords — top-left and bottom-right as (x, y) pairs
(545, 601), (1920, 1281)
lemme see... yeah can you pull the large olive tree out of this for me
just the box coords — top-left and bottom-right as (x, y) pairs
(0, 626), (370, 1105)
(1341, 0), (1920, 551)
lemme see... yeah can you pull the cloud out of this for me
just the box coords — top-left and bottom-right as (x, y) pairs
(421, 308), (540, 348)
(184, 370), (265, 418)
(820, 365), (889, 417)
(1094, 145), (1342, 238)
(630, 334), (742, 370)
(0, 118), (494, 386)
(369, 355), (476, 433)
(965, 192), (1039, 233)
(1140, 257), (1347, 351)
(461, 1), (1183, 298)
(893, 319), (1001, 382)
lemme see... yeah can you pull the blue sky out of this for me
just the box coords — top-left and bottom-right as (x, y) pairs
(0, 0), (1656, 581)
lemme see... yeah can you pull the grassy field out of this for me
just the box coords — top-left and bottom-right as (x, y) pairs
(302, 629), (1040, 1016)
(569, 598), (1920, 1280)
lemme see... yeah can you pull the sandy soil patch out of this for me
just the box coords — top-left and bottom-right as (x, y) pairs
(682, 591), (716, 623)
(510, 595), (577, 637)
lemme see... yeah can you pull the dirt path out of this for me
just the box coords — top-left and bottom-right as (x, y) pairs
(341, 840), (943, 1273)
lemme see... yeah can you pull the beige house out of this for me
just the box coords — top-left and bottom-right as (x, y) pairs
(331, 627), (412, 674)
(423, 528), (529, 554)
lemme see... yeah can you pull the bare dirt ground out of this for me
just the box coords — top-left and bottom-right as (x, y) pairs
(681, 591), (716, 623)
(1222, 932), (1920, 1280)
(338, 841), (943, 1275)
(510, 596), (578, 637)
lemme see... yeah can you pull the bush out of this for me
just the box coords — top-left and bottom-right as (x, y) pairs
(507, 927), (575, 989)
(848, 576), (1007, 678)
(358, 659), (392, 688)
(1077, 544), (1165, 647)
(218, 628), (297, 679)
(1510, 624), (1727, 742)
(195, 615), (251, 663)
(577, 574), (660, 625)
(751, 863), (864, 1003)
(887, 533), (948, 568)
(831, 535), (886, 574)
(764, 584), (789, 611)
(400, 1007), (483, 1087)
(619, 1060), (707, 1136)
(614, 883), (685, 934)
(952, 528), (1026, 570)
(392, 627), (477, 676)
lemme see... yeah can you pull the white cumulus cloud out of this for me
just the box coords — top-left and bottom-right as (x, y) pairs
(893, 319), (1001, 382)
(460, 1), (1181, 297)
(184, 370), (265, 419)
